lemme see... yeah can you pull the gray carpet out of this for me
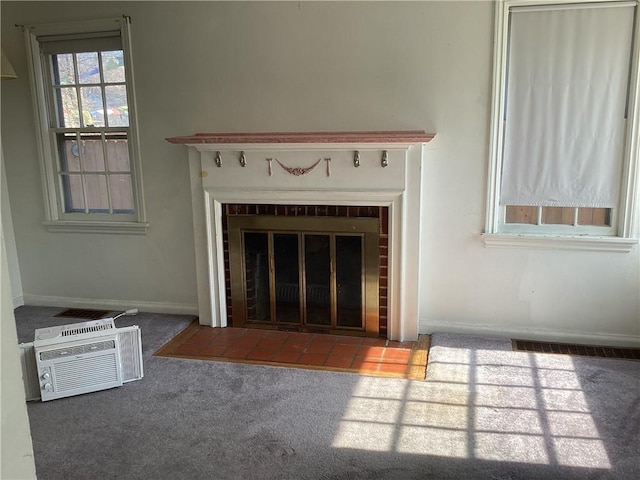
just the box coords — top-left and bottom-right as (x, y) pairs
(14, 306), (640, 479)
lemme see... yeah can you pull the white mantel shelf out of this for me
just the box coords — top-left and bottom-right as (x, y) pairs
(170, 130), (435, 342)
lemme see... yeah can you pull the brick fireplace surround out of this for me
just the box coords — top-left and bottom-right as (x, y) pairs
(167, 131), (434, 341)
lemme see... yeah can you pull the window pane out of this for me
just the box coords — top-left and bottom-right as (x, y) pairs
(336, 235), (363, 329)
(274, 233), (300, 324)
(56, 87), (80, 127)
(62, 174), (85, 212)
(85, 175), (109, 212)
(80, 86), (104, 127)
(541, 207), (574, 225)
(105, 85), (129, 127)
(77, 52), (100, 84)
(58, 134), (81, 172)
(79, 135), (105, 172)
(243, 232), (270, 322)
(53, 54), (75, 85)
(109, 175), (134, 213)
(102, 50), (125, 83)
(105, 136), (130, 171)
(304, 234), (331, 326)
(505, 205), (538, 224)
(578, 208), (611, 227)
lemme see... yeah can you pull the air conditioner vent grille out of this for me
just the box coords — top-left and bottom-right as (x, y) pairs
(62, 323), (115, 337)
(39, 340), (116, 361)
(118, 328), (143, 382)
(54, 354), (119, 392)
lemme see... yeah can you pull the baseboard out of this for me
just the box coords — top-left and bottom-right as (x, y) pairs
(420, 319), (640, 348)
(13, 295), (25, 309)
(22, 295), (198, 316)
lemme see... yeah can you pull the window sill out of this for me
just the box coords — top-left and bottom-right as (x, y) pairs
(43, 220), (149, 235)
(481, 233), (637, 252)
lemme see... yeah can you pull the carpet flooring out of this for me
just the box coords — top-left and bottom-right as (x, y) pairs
(154, 321), (429, 380)
(14, 306), (640, 480)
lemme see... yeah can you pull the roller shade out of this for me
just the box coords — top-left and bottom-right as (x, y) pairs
(500, 2), (635, 207)
(38, 31), (121, 55)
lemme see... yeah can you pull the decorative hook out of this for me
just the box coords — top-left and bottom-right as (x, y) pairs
(381, 150), (389, 168)
(214, 151), (222, 168)
(239, 151), (247, 167)
(266, 158), (273, 176)
(354, 151), (360, 168)
(325, 158), (331, 177)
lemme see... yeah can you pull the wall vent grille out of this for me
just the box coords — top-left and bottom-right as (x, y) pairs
(513, 340), (640, 360)
(55, 309), (111, 320)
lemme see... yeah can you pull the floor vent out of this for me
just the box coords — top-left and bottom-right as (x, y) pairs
(513, 340), (640, 361)
(54, 309), (112, 320)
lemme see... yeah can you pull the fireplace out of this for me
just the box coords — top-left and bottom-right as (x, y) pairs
(166, 131), (434, 341)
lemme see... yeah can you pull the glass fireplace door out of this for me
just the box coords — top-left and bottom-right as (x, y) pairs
(228, 216), (379, 336)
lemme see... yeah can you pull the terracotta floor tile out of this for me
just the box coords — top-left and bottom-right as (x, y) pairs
(305, 341), (335, 354)
(357, 346), (385, 359)
(272, 350), (302, 364)
(247, 348), (278, 361)
(242, 329), (267, 338)
(224, 346), (253, 359)
(333, 336), (363, 346)
(263, 331), (292, 341)
(383, 348), (412, 362)
(378, 363), (408, 374)
(257, 337), (288, 349)
(324, 355), (354, 369)
(331, 344), (359, 357)
(186, 331), (218, 344)
(386, 341), (410, 348)
(299, 353), (328, 366)
(210, 336), (241, 347)
(175, 343), (203, 355)
(362, 338), (388, 346)
(287, 332), (313, 341)
(233, 336), (263, 349)
(283, 343), (309, 353)
(284, 334), (313, 346)
(217, 328), (247, 338)
(311, 334), (338, 344)
(352, 360), (381, 372)
(198, 345), (228, 357)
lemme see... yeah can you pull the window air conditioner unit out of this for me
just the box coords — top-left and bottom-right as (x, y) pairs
(18, 310), (143, 402)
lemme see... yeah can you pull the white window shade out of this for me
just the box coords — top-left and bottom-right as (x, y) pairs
(38, 31), (121, 55)
(500, 3), (635, 208)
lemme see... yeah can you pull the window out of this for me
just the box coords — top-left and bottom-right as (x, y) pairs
(484, 1), (639, 251)
(25, 18), (147, 234)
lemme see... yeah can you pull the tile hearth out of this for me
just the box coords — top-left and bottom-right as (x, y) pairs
(155, 323), (429, 380)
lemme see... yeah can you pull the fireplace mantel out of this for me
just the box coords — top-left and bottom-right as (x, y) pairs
(166, 130), (434, 146)
(168, 131), (435, 341)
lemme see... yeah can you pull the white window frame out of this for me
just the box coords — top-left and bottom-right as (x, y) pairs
(25, 17), (148, 234)
(483, 0), (640, 252)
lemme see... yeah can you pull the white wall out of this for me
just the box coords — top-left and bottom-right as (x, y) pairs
(1, 145), (36, 478)
(1, 140), (23, 307)
(1, 1), (638, 345)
